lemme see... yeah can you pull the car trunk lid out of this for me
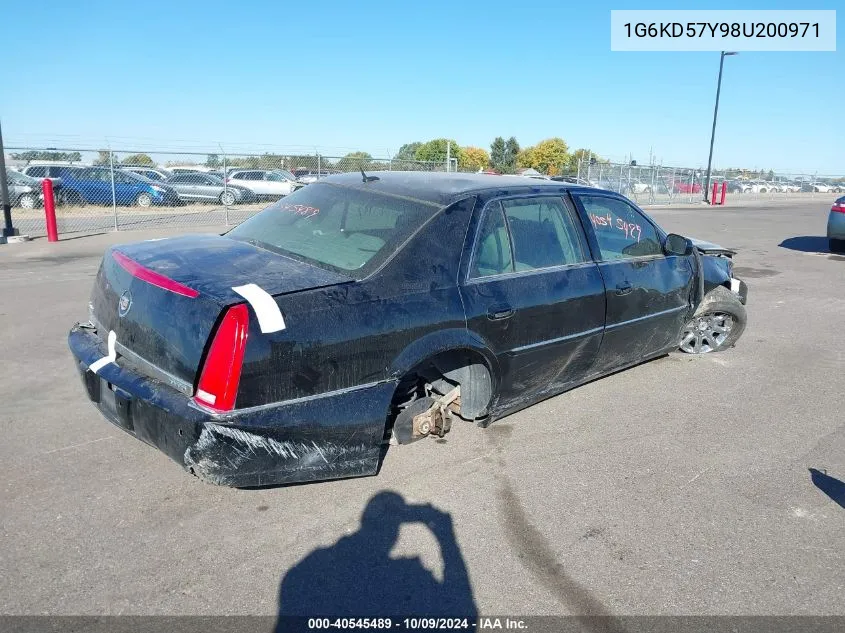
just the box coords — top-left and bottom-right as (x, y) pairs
(89, 233), (352, 388)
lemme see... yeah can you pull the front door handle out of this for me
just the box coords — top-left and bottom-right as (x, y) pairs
(615, 282), (633, 296)
(487, 306), (515, 321)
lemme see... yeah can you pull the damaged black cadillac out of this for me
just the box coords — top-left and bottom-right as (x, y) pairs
(68, 172), (748, 486)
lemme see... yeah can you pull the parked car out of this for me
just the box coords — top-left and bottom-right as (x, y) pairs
(802, 182), (834, 193)
(20, 164), (69, 187)
(226, 169), (301, 199)
(122, 166), (173, 182)
(166, 173), (256, 205)
(52, 166), (181, 207)
(6, 170), (47, 209)
(68, 172), (748, 487)
(828, 195), (845, 253)
(629, 179), (652, 194)
(297, 171), (335, 184)
(170, 166), (215, 175)
(667, 179), (701, 194)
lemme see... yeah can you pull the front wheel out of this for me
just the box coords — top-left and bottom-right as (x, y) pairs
(18, 193), (37, 209)
(136, 192), (153, 208)
(679, 286), (747, 354)
(219, 190), (236, 206)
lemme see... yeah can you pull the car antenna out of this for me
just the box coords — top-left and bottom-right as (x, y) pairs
(361, 168), (379, 183)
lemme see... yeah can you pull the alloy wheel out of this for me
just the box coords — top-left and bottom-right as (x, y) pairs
(680, 312), (734, 354)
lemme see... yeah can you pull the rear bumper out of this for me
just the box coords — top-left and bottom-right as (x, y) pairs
(68, 324), (392, 487)
(827, 212), (845, 240)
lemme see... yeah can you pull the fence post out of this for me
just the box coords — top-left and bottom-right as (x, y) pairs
(43, 179), (58, 242)
(618, 164), (623, 194)
(109, 150), (118, 231)
(222, 149), (229, 227)
(577, 158), (581, 181)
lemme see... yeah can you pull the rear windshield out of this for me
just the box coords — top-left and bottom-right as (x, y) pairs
(227, 182), (440, 279)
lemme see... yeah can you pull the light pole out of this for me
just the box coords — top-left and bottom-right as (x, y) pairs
(703, 51), (737, 203)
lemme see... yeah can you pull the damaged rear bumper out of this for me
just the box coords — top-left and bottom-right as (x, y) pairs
(68, 325), (394, 487)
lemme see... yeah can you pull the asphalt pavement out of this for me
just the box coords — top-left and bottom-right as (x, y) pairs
(0, 199), (843, 617)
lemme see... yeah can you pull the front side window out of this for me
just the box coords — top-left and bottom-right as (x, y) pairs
(26, 167), (47, 177)
(500, 197), (588, 270)
(576, 195), (663, 260)
(227, 182), (440, 278)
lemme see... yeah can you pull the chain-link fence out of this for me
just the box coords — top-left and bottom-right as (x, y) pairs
(5, 146), (845, 238)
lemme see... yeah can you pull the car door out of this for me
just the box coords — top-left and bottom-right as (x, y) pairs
(193, 174), (221, 200)
(459, 195), (606, 408)
(571, 192), (694, 373)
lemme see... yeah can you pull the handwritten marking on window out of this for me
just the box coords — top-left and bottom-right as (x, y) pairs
(279, 203), (320, 219)
(589, 212), (641, 243)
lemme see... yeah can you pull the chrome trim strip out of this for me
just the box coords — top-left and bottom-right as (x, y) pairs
(114, 341), (194, 396)
(605, 304), (688, 330)
(507, 326), (604, 354)
(195, 379), (392, 420)
(466, 260), (599, 285)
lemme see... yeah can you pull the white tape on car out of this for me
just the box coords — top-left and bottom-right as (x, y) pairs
(89, 330), (117, 374)
(232, 284), (286, 333)
(730, 278), (741, 294)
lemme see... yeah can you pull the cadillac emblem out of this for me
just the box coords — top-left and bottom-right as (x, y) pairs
(118, 291), (132, 317)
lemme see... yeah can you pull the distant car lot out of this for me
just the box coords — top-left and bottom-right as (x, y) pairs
(1, 199), (843, 617)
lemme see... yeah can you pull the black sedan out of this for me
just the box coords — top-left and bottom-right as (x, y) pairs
(68, 172), (748, 487)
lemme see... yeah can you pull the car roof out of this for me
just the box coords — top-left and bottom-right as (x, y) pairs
(316, 171), (582, 206)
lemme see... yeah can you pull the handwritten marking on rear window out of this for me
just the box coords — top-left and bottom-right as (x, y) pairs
(589, 212), (641, 243)
(279, 203), (320, 218)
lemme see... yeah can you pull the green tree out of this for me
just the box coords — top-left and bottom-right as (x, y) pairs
(503, 137), (520, 173)
(394, 142), (422, 161)
(517, 138), (569, 175)
(767, 169), (774, 180)
(206, 154), (220, 168)
(415, 139), (462, 166)
(459, 146), (490, 171)
(10, 150), (81, 162)
(489, 137), (506, 172)
(121, 153), (155, 166)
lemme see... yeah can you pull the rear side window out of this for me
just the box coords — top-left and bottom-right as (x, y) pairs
(577, 195), (663, 260)
(472, 203), (513, 278)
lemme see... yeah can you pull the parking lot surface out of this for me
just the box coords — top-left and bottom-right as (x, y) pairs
(1, 199), (843, 616)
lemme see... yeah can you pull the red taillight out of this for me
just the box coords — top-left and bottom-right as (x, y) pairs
(832, 203), (845, 214)
(194, 304), (249, 412)
(112, 250), (199, 298)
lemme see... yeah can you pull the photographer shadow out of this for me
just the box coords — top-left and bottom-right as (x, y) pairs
(276, 491), (477, 629)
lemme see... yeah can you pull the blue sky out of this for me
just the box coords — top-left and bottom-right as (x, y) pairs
(2, 0), (842, 173)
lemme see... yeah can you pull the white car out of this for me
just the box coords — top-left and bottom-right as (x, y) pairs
(809, 182), (834, 193)
(226, 169), (300, 198)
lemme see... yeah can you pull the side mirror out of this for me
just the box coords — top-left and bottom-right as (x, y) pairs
(664, 233), (694, 256)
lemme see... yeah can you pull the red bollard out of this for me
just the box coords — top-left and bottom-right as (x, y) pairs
(720, 181), (727, 206)
(43, 179), (58, 242)
(711, 181), (718, 205)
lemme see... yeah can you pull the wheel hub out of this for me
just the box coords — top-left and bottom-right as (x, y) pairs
(680, 312), (733, 354)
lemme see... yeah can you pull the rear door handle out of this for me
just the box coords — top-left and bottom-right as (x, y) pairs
(487, 306), (515, 321)
(615, 282), (633, 296)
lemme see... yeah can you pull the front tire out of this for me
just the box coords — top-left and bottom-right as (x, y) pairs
(18, 194), (37, 209)
(219, 190), (236, 206)
(830, 239), (845, 254)
(136, 192), (153, 208)
(679, 286), (747, 354)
